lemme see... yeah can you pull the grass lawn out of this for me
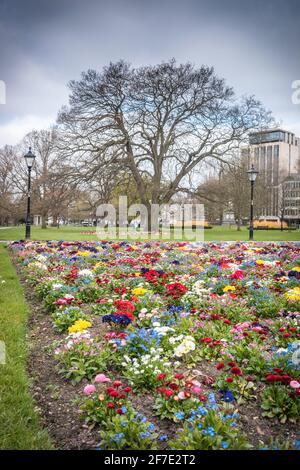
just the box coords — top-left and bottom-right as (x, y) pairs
(0, 225), (299, 241)
(0, 244), (53, 449)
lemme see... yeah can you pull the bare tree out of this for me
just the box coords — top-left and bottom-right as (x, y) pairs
(58, 59), (272, 229)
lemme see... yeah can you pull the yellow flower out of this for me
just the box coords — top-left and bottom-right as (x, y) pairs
(292, 266), (300, 272)
(134, 273), (141, 277)
(223, 285), (236, 293)
(68, 319), (92, 334)
(94, 261), (105, 270)
(132, 287), (147, 296)
(256, 259), (265, 265)
(76, 250), (91, 257)
(285, 287), (300, 302)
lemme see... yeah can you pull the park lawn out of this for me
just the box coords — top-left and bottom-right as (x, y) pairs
(0, 244), (53, 449)
(0, 225), (299, 241)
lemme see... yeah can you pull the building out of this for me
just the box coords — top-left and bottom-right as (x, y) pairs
(279, 174), (300, 227)
(246, 128), (300, 217)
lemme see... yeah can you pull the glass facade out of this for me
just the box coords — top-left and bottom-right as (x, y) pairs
(249, 130), (286, 145)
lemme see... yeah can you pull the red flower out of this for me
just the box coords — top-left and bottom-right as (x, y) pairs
(230, 367), (242, 376)
(165, 282), (188, 297)
(228, 361), (236, 367)
(116, 408), (124, 414)
(169, 383), (179, 390)
(123, 387), (132, 393)
(226, 377), (233, 383)
(114, 299), (135, 313)
(265, 374), (282, 382)
(201, 337), (213, 343)
(157, 387), (173, 397)
(157, 373), (167, 381)
(216, 362), (225, 370)
(174, 373), (184, 380)
(113, 380), (123, 387)
(108, 389), (120, 397)
(107, 402), (115, 409)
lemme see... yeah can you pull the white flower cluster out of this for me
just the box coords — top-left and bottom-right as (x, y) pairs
(152, 321), (175, 336)
(78, 269), (95, 278)
(169, 334), (196, 357)
(121, 348), (170, 376)
(191, 279), (211, 297)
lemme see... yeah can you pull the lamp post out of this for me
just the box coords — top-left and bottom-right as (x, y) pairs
(247, 164), (259, 241)
(24, 147), (36, 239)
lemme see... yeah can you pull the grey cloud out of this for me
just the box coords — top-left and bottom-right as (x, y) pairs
(0, 0), (299, 143)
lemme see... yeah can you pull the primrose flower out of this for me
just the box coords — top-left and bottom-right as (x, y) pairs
(68, 319), (92, 334)
(223, 285), (236, 293)
(132, 287), (147, 296)
(285, 287), (300, 302)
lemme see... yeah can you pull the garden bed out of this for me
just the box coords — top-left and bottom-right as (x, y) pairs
(9, 240), (300, 450)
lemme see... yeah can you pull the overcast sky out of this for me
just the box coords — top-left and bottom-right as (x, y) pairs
(0, 0), (299, 147)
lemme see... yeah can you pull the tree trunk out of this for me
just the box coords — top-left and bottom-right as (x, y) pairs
(41, 215), (47, 229)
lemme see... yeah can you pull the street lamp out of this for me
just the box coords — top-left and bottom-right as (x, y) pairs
(247, 164), (259, 241)
(24, 147), (36, 239)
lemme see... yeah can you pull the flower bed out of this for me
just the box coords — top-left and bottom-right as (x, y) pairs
(10, 240), (300, 450)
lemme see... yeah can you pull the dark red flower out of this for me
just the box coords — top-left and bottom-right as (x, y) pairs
(231, 367), (242, 376)
(157, 373), (167, 381)
(174, 373), (184, 380)
(169, 383), (179, 390)
(226, 377), (233, 383)
(201, 337), (213, 343)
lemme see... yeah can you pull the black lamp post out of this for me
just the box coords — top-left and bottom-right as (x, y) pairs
(247, 164), (259, 241)
(24, 147), (36, 239)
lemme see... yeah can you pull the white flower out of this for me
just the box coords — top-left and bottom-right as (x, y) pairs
(78, 269), (95, 278)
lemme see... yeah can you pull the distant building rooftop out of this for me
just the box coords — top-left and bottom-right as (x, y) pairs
(249, 128), (297, 145)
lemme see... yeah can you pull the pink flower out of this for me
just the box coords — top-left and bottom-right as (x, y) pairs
(192, 385), (202, 394)
(95, 374), (111, 383)
(177, 391), (186, 400)
(290, 380), (300, 389)
(83, 384), (96, 395)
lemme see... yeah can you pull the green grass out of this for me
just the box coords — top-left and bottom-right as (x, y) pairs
(0, 244), (53, 449)
(0, 225), (299, 241)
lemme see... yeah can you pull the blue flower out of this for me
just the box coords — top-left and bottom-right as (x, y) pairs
(113, 432), (124, 442)
(140, 431), (151, 439)
(293, 440), (300, 450)
(220, 390), (235, 403)
(159, 434), (168, 442)
(208, 392), (216, 403)
(148, 423), (155, 431)
(121, 405), (127, 414)
(174, 411), (185, 420)
(197, 406), (208, 416)
(221, 441), (229, 449)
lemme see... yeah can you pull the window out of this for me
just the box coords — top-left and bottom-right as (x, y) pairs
(273, 145), (279, 185)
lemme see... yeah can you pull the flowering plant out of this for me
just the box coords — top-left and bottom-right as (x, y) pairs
(121, 349), (171, 391)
